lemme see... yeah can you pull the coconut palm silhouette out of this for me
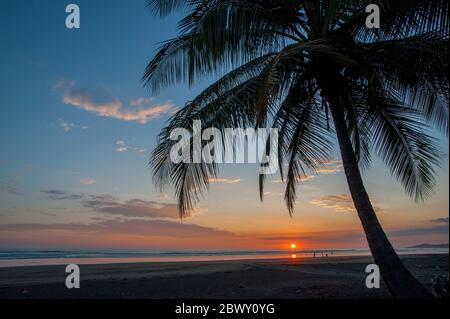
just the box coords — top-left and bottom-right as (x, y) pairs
(144, 0), (448, 298)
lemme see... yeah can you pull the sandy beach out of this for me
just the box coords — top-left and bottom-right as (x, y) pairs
(0, 254), (447, 299)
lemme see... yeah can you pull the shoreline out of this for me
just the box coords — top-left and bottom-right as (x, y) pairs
(0, 254), (291, 268)
(1, 249), (447, 268)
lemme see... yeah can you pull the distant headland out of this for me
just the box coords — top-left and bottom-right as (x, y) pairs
(408, 243), (449, 249)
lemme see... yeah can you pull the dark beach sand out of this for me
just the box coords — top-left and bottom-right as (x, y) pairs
(0, 254), (447, 299)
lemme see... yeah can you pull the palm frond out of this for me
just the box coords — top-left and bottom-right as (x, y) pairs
(144, 0), (309, 93)
(365, 95), (442, 201)
(147, 0), (193, 17)
(358, 31), (449, 135)
(147, 0), (448, 217)
(283, 103), (333, 214)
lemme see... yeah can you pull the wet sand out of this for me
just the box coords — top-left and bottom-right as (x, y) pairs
(0, 254), (447, 299)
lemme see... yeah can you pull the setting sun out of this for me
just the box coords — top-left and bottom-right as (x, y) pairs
(290, 243), (297, 249)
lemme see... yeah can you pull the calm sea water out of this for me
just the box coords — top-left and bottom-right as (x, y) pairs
(0, 247), (447, 267)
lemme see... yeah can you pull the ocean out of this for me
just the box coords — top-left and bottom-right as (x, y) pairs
(0, 247), (447, 267)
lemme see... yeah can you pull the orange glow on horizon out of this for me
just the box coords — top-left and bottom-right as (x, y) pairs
(291, 254), (297, 259)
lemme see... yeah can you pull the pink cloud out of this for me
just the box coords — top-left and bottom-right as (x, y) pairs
(54, 80), (176, 124)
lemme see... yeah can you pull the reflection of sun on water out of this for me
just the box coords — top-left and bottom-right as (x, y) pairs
(289, 243), (299, 259)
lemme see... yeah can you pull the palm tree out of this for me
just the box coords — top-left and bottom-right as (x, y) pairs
(144, 0), (448, 298)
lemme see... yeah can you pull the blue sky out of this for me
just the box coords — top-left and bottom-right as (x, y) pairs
(0, 0), (448, 250)
(0, 0), (183, 197)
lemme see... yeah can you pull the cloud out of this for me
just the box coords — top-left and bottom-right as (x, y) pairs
(54, 79), (176, 124)
(387, 225), (449, 237)
(82, 196), (180, 219)
(431, 217), (449, 225)
(50, 118), (88, 132)
(116, 147), (128, 152)
(272, 160), (343, 185)
(80, 178), (96, 186)
(115, 140), (127, 152)
(42, 189), (84, 201)
(0, 184), (22, 195)
(263, 191), (284, 197)
(271, 175), (315, 184)
(0, 219), (233, 239)
(316, 159), (343, 174)
(261, 230), (364, 243)
(316, 167), (342, 174)
(310, 194), (356, 212)
(0, 175), (23, 195)
(58, 120), (75, 132)
(208, 178), (242, 185)
(310, 194), (384, 213)
(0, 166), (39, 196)
(0, 160), (7, 165)
(115, 140), (146, 154)
(260, 224), (450, 246)
(41, 190), (181, 219)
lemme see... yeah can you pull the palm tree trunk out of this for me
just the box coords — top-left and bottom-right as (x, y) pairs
(329, 103), (433, 299)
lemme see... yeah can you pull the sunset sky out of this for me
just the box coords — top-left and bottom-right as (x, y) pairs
(0, 0), (448, 251)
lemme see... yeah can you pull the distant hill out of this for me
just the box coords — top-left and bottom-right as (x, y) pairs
(408, 243), (449, 249)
